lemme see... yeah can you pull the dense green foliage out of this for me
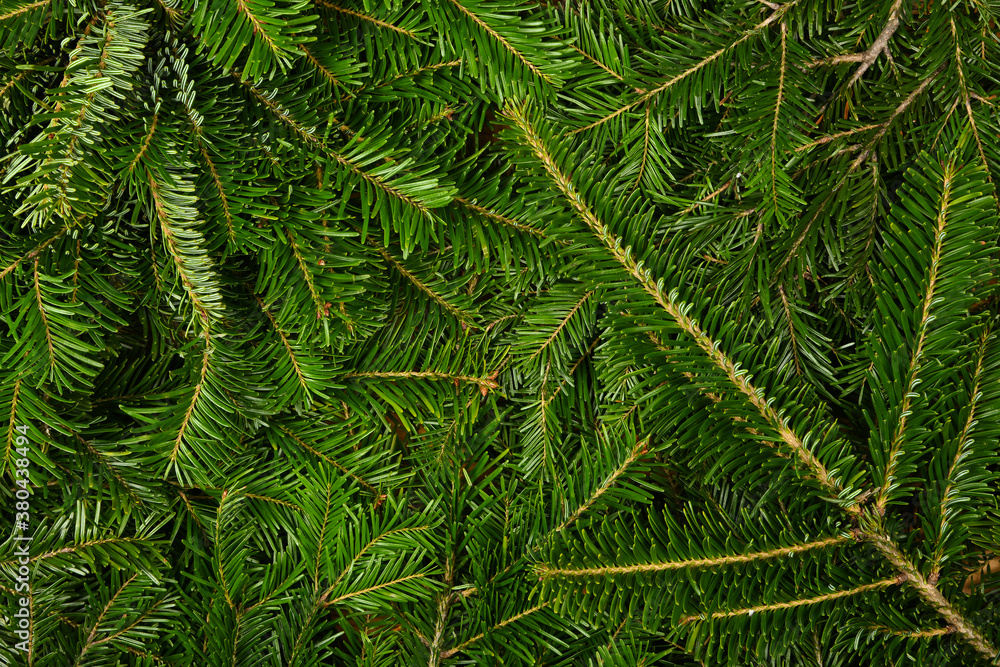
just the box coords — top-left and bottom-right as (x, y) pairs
(2, 0), (1000, 664)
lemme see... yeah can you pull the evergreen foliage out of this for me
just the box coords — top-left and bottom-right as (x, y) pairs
(1, 0), (1000, 664)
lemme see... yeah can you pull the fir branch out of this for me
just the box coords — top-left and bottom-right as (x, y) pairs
(548, 437), (647, 536)
(570, 44), (624, 81)
(841, 0), (903, 88)
(483, 311), (524, 332)
(344, 370), (499, 392)
(298, 43), (344, 87)
(74, 573), (140, 660)
(778, 285), (802, 376)
(336, 60), (461, 102)
(847, 63), (946, 172)
(794, 124), (882, 153)
(1, 378), (21, 469)
(177, 490), (208, 541)
(4, 3), (999, 662)
(0, 225), (67, 281)
(872, 155), (955, 515)
(445, 0), (554, 84)
(633, 101), (652, 190)
(930, 328), (990, 578)
(372, 242), (475, 324)
(287, 596), (325, 664)
(464, 427), (652, 604)
(147, 173), (217, 332)
(310, 479), (336, 584)
(572, 1), (798, 134)
(194, 141), (236, 244)
(455, 197), (547, 238)
(776, 62), (946, 278)
(272, 423), (379, 493)
(314, 0), (418, 39)
(678, 578), (900, 624)
(321, 572), (430, 606)
(527, 290), (594, 363)
(48, 11), (117, 214)
(253, 294), (310, 397)
(242, 492), (300, 511)
(215, 493), (238, 610)
(769, 22), (787, 215)
(0, 0), (50, 21)
(31, 259), (56, 377)
(868, 532), (999, 660)
(75, 433), (143, 507)
(125, 113), (159, 176)
(167, 344), (211, 468)
(440, 602), (550, 658)
(5, 538), (149, 564)
(865, 624), (955, 638)
(950, 17), (991, 181)
(537, 535), (849, 578)
(284, 230), (326, 319)
(233, 0), (283, 56)
(238, 77), (435, 219)
(676, 181), (732, 216)
(329, 524), (434, 593)
(505, 104), (852, 506)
